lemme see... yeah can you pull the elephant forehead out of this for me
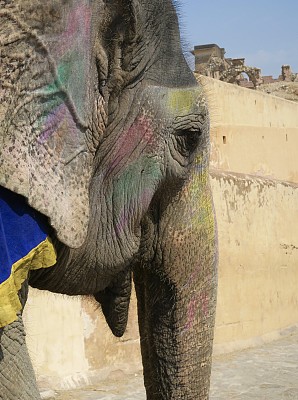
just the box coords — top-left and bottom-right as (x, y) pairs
(144, 86), (208, 121)
(167, 87), (207, 116)
(167, 89), (201, 114)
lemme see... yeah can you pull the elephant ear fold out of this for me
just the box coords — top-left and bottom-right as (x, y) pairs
(96, 0), (145, 96)
(0, 1), (105, 248)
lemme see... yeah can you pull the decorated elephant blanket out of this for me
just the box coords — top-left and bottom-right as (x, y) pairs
(0, 187), (56, 328)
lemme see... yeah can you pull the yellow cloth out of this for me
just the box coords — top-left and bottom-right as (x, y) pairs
(0, 237), (56, 328)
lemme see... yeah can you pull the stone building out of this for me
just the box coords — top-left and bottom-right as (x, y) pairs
(193, 44), (226, 79)
(193, 44), (262, 88)
(193, 43), (297, 89)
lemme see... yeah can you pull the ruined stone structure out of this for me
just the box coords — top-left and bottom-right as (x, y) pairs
(193, 44), (226, 79)
(193, 44), (262, 88)
(220, 60), (262, 88)
(193, 44), (298, 89)
(281, 65), (298, 82)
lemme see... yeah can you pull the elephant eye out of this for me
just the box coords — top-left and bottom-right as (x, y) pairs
(98, 79), (107, 97)
(175, 129), (202, 158)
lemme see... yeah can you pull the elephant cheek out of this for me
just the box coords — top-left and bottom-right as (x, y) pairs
(111, 159), (163, 237)
(114, 187), (156, 237)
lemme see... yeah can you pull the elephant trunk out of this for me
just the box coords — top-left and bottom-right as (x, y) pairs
(134, 166), (217, 399)
(134, 265), (217, 399)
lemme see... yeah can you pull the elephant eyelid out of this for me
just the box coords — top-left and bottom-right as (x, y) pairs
(172, 115), (204, 134)
(174, 129), (202, 158)
(175, 128), (202, 136)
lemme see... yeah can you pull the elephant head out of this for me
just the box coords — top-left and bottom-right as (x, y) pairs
(0, 0), (217, 399)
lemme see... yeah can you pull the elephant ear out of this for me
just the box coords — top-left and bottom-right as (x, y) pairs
(0, 1), (106, 247)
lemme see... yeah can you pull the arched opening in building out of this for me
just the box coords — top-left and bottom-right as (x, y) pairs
(220, 67), (261, 89)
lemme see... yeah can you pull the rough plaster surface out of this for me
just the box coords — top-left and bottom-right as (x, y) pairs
(211, 172), (298, 350)
(23, 289), (142, 390)
(199, 76), (298, 183)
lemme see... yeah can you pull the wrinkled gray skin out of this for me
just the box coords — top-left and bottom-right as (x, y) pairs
(0, 0), (217, 399)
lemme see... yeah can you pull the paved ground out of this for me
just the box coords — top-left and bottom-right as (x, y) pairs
(45, 332), (298, 400)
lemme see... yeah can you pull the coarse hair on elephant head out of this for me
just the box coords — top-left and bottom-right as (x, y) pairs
(0, 0), (217, 399)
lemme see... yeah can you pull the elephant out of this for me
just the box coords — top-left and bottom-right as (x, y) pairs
(0, 0), (217, 399)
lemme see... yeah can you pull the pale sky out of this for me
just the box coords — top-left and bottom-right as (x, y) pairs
(179, 0), (298, 77)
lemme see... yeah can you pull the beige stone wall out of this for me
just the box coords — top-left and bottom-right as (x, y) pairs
(198, 75), (298, 183)
(23, 77), (298, 388)
(23, 291), (142, 390)
(200, 75), (298, 348)
(211, 172), (298, 353)
(23, 292), (89, 389)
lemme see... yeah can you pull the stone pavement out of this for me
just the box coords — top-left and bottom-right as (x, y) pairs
(47, 331), (298, 400)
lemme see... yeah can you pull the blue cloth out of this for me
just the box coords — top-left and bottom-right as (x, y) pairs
(0, 186), (49, 285)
